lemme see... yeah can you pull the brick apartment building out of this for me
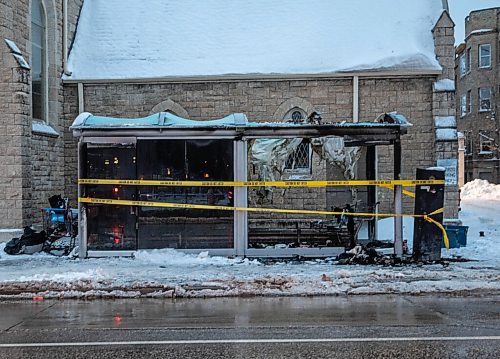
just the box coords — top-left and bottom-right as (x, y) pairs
(1, 0), (459, 232)
(455, 7), (500, 184)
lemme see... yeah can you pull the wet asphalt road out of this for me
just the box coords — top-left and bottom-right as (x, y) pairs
(0, 295), (498, 358)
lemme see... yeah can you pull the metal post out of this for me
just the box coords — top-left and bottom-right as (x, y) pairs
(366, 146), (377, 241)
(77, 139), (87, 259)
(234, 140), (248, 256)
(393, 138), (403, 257)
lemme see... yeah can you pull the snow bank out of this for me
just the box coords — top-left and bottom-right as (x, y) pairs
(461, 179), (500, 201)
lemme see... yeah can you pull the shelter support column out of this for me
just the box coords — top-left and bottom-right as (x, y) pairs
(234, 140), (248, 256)
(366, 145), (377, 241)
(78, 139), (87, 259)
(393, 138), (403, 257)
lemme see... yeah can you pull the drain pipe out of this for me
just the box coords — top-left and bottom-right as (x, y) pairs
(352, 76), (359, 123)
(78, 82), (84, 113)
(63, 0), (72, 76)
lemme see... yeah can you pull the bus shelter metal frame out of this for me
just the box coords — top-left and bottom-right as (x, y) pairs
(73, 117), (408, 258)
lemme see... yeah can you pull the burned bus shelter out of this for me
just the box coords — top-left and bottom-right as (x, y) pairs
(71, 112), (410, 258)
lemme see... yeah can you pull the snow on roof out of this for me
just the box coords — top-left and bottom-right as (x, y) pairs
(433, 79), (455, 92)
(65, 0), (444, 81)
(32, 121), (59, 137)
(71, 112), (249, 128)
(71, 111), (412, 130)
(468, 28), (495, 36)
(436, 128), (457, 141)
(434, 116), (456, 128)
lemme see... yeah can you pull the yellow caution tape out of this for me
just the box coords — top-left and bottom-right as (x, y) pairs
(378, 184), (416, 198)
(78, 178), (444, 188)
(77, 197), (449, 249)
(423, 208), (449, 250)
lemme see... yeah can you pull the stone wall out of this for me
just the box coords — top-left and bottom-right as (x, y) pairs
(358, 78), (436, 213)
(0, 0), (32, 228)
(0, 0), (83, 227)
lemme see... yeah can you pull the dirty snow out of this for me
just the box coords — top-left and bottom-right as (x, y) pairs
(65, 0), (443, 80)
(0, 179), (498, 299)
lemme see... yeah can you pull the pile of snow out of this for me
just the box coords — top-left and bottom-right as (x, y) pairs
(461, 179), (500, 201)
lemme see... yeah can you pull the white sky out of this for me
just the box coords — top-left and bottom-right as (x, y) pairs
(448, 0), (500, 44)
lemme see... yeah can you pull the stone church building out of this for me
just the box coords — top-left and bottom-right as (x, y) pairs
(1, 0), (458, 233)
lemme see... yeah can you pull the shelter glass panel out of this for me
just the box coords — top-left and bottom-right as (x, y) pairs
(85, 146), (137, 251)
(137, 139), (234, 249)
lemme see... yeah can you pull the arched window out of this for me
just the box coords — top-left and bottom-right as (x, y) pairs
(283, 108), (311, 172)
(165, 109), (178, 116)
(31, 0), (46, 121)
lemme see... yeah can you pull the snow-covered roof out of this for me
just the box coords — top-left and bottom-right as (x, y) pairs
(72, 112), (412, 131)
(32, 121), (59, 137)
(434, 116), (456, 128)
(71, 112), (249, 128)
(65, 0), (444, 81)
(436, 128), (457, 141)
(433, 79), (455, 92)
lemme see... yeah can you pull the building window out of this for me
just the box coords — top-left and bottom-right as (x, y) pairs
(283, 109), (311, 173)
(459, 54), (466, 78)
(285, 141), (311, 170)
(479, 44), (491, 68)
(479, 87), (492, 111)
(465, 48), (471, 73)
(479, 133), (494, 155)
(31, 0), (46, 121)
(460, 94), (467, 117)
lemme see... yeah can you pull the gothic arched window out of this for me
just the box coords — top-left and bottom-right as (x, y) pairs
(31, 0), (46, 121)
(283, 108), (311, 172)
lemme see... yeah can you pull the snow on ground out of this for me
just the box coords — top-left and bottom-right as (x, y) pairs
(0, 180), (498, 299)
(446, 179), (500, 262)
